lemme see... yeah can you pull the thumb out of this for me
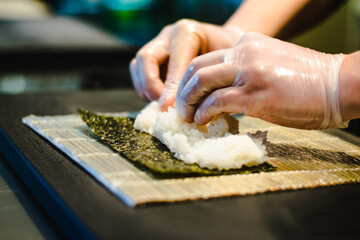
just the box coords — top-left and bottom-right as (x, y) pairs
(158, 80), (179, 111)
(158, 22), (203, 111)
(158, 47), (201, 111)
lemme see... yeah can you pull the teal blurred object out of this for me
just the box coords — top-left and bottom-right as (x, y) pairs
(103, 0), (156, 11)
(52, 0), (242, 46)
(101, 0), (243, 46)
(55, 0), (103, 14)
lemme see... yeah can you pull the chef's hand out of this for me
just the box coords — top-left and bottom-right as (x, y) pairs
(175, 32), (348, 130)
(130, 19), (244, 111)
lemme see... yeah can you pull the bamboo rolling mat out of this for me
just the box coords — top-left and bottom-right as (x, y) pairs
(23, 113), (360, 207)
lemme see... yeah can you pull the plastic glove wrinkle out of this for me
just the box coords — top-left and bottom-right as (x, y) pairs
(178, 32), (347, 129)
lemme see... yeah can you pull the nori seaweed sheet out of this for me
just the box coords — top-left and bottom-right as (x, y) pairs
(78, 109), (275, 178)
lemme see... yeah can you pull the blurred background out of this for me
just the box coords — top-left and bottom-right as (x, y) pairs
(1, 2), (359, 239)
(0, 0), (359, 94)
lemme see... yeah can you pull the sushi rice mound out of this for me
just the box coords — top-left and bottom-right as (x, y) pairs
(134, 101), (267, 170)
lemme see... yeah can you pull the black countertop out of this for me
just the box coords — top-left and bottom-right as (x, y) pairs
(1, 90), (360, 240)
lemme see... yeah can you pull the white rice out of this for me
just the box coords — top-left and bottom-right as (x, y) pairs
(134, 101), (267, 170)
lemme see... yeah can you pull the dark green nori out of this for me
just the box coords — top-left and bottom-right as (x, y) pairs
(78, 109), (276, 178)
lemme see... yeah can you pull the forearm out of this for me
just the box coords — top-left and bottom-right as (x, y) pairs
(224, 0), (345, 39)
(339, 51), (360, 122)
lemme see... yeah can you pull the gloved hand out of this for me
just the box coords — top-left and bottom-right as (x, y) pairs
(175, 32), (348, 130)
(130, 19), (244, 111)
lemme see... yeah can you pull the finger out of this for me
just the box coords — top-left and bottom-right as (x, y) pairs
(194, 87), (247, 124)
(130, 58), (146, 100)
(136, 41), (169, 101)
(158, 26), (203, 111)
(176, 49), (230, 101)
(176, 62), (238, 122)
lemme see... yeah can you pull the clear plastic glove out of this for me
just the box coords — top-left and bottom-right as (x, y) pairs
(130, 19), (244, 111)
(175, 32), (347, 130)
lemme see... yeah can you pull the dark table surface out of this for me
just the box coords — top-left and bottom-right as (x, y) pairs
(1, 89), (360, 240)
(0, 153), (64, 240)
